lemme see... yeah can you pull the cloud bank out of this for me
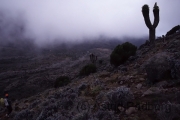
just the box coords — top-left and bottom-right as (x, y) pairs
(0, 0), (179, 45)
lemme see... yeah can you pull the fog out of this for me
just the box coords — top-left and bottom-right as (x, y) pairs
(0, 0), (180, 46)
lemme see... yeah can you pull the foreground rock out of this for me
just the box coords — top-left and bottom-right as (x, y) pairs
(144, 52), (173, 83)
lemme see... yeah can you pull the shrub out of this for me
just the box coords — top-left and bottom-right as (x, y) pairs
(36, 103), (59, 120)
(106, 86), (134, 109)
(54, 76), (71, 88)
(14, 109), (34, 120)
(110, 42), (137, 66)
(79, 64), (97, 76)
(166, 25), (180, 36)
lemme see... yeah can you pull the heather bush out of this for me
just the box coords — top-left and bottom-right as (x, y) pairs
(106, 86), (134, 109)
(55, 88), (78, 110)
(110, 42), (137, 66)
(36, 103), (59, 120)
(14, 109), (34, 120)
(54, 76), (71, 88)
(79, 64), (97, 76)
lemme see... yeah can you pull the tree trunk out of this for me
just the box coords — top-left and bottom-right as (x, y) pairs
(149, 27), (155, 43)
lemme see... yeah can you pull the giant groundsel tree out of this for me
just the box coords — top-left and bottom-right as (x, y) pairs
(142, 2), (159, 43)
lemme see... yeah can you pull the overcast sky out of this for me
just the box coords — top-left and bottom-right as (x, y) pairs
(0, 0), (179, 44)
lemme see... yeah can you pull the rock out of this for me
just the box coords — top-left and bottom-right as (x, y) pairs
(78, 83), (87, 91)
(143, 52), (173, 84)
(118, 106), (125, 112)
(134, 64), (140, 69)
(136, 83), (142, 89)
(125, 107), (137, 115)
(154, 81), (168, 88)
(139, 78), (145, 81)
(119, 76), (130, 81)
(119, 80), (124, 85)
(142, 87), (162, 97)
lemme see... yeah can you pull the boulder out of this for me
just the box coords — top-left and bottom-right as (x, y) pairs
(143, 52), (173, 84)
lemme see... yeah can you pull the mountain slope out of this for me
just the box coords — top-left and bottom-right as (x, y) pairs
(0, 32), (180, 120)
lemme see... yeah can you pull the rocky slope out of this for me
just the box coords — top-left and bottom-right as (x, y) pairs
(0, 32), (180, 120)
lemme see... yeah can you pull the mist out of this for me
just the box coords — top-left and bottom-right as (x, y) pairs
(0, 0), (180, 46)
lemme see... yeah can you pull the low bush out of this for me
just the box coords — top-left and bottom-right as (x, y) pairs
(54, 76), (71, 88)
(79, 64), (97, 76)
(110, 42), (137, 66)
(106, 86), (134, 109)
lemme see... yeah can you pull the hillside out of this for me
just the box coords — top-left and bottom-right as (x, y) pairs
(0, 32), (180, 120)
(0, 37), (145, 100)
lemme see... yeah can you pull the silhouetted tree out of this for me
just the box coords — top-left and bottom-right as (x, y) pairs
(142, 2), (159, 44)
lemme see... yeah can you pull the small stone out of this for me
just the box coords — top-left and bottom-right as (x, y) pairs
(134, 64), (140, 69)
(118, 106), (125, 112)
(119, 81), (124, 85)
(136, 83), (142, 89)
(139, 78), (145, 81)
(125, 107), (137, 115)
